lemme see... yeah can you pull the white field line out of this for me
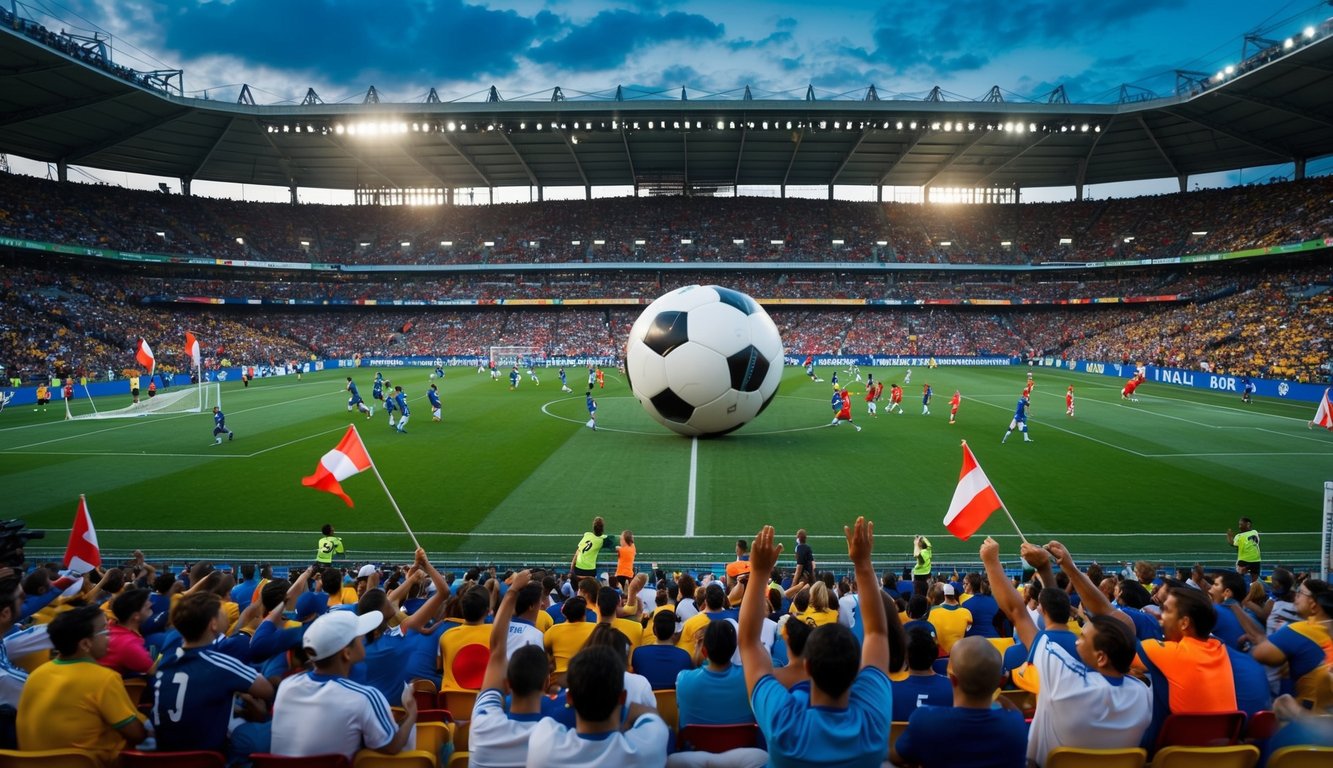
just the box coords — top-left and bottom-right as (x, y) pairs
(966, 395), (1150, 457)
(686, 437), (698, 537)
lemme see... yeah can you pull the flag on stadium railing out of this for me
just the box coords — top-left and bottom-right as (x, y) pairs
(63, 494), (101, 574)
(943, 441), (1003, 540)
(302, 425), (373, 507)
(1312, 387), (1332, 430)
(185, 331), (201, 368)
(135, 338), (155, 373)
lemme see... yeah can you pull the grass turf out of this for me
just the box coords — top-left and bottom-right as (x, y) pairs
(1, 365), (1327, 572)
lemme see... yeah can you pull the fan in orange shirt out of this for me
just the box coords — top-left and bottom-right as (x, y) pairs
(614, 530), (636, 589)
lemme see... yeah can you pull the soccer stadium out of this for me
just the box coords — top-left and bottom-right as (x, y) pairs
(0, 1), (1332, 764)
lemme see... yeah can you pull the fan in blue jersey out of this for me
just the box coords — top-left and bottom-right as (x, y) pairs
(372, 372), (385, 402)
(211, 406), (234, 445)
(585, 390), (597, 430)
(384, 385), (398, 428)
(427, 383), (442, 422)
(1002, 395), (1033, 443)
(346, 377), (372, 418)
(559, 367), (572, 393)
(394, 386), (410, 433)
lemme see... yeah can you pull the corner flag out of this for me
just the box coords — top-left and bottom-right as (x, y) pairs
(185, 331), (201, 368)
(135, 338), (155, 374)
(1312, 388), (1332, 430)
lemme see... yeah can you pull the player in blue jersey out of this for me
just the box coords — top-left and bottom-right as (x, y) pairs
(528, 365), (540, 385)
(372, 372), (385, 402)
(509, 366), (521, 390)
(830, 370), (840, 391)
(211, 406), (234, 445)
(921, 383), (933, 415)
(559, 367), (572, 393)
(346, 377), (373, 418)
(394, 386), (410, 433)
(1240, 375), (1255, 404)
(384, 384), (398, 428)
(427, 383), (442, 422)
(586, 390), (597, 430)
(433, 363), (445, 380)
(1002, 394), (1033, 443)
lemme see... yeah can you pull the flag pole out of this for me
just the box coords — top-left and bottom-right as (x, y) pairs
(354, 423), (422, 550)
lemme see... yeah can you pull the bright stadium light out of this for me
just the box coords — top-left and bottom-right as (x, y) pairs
(1191, 231), (1208, 236)
(733, 239), (745, 245)
(447, 122), (456, 131)
(571, 240), (580, 245)
(440, 241), (452, 247)
(717, 120), (725, 129)
(593, 239), (605, 245)
(1059, 237), (1073, 245)
(635, 239), (646, 245)
(400, 241), (410, 247)
(831, 239), (844, 245)
(680, 239), (692, 245)
(939, 241), (952, 246)
(1000, 240), (1011, 247)
(155, 231), (165, 237)
(770, 240), (784, 246)
(1224, 65), (1235, 75)
(1123, 237), (1134, 242)
(896, 121), (903, 129)
(1284, 38), (1295, 49)
(876, 240), (888, 246)
(235, 237), (245, 245)
(483, 241), (495, 247)
(1304, 26), (1315, 38)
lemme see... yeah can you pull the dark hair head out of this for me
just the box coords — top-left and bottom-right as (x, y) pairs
(356, 589), (390, 637)
(322, 568), (343, 596)
(321, 524), (334, 536)
(0, 578), (20, 621)
(1169, 587), (1217, 638)
(99, 568), (126, 596)
(592, 517), (605, 536)
(153, 572), (177, 594)
(736, 538), (749, 553)
(1087, 614), (1136, 674)
(906, 626), (939, 671)
(652, 610), (678, 641)
(562, 596), (588, 623)
(1038, 588), (1071, 624)
(566, 645), (625, 721)
(260, 579), (292, 613)
(507, 645), (550, 696)
(1215, 571), (1248, 602)
(48, 605), (104, 657)
(111, 588), (151, 624)
(781, 616), (812, 658)
(677, 574), (696, 601)
(586, 623), (631, 658)
(907, 594), (929, 620)
(460, 585), (490, 623)
(704, 583), (725, 611)
(171, 592), (223, 642)
(515, 583), (543, 615)
(578, 578), (600, 601)
(1270, 568), (1294, 594)
(1315, 591), (1333, 620)
(240, 563), (256, 580)
(804, 623), (861, 698)
(597, 586), (620, 617)
(703, 619), (738, 663)
(1118, 580), (1152, 610)
(21, 569), (49, 596)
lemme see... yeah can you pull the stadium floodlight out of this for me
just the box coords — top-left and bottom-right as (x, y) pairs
(1081, 124), (1089, 132)
(1003, 122), (1013, 132)
(594, 239), (605, 245)
(786, 121), (793, 129)
(359, 242), (370, 248)
(1284, 37), (1295, 49)
(1016, 123), (1026, 133)
(876, 241), (888, 246)
(635, 239), (646, 245)
(400, 241), (410, 247)
(770, 240), (784, 246)
(1123, 236), (1135, 243)
(681, 239), (692, 245)
(1000, 240), (1012, 247)
(300, 240), (310, 247)
(235, 237), (244, 245)
(943, 122), (952, 131)
(832, 239), (844, 245)
(717, 120), (725, 129)
(931, 122), (941, 130)
(967, 122), (975, 130)
(335, 124), (345, 134)
(1191, 231), (1208, 236)
(939, 241), (952, 246)
(1304, 26), (1315, 39)
(537, 123), (544, 130)
(1224, 65), (1235, 75)
(529, 241), (538, 247)
(1030, 123), (1038, 132)
(733, 239), (745, 245)
(674, 121), (681, 129)
(441, 241), (451, 247)
(447, 122), (456, 131)
(955, 122), (963, 131)
(483, 241), (495, 247)
(1059, 237), (1073, 245)
(910, 121), (918, 129)
(571, 137), (579, 144)
(572, 240), (580, 245)
(155, 231), (165, 237)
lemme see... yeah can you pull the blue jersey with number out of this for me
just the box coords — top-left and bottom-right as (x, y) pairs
(586, 394), (597, 414)
(346, 381), (362, 403)
(152, 647), (257, 752)
(395, 391), (409, 416)
(213, 410), (226, 429)
(1014, 397), (1029, 422)
(559, 368), (567, 384)
(427, 388), (441, 407)
(372, 380), (383, 398)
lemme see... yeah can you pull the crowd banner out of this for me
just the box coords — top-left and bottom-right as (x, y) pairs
(1043, 358), (1328, 403)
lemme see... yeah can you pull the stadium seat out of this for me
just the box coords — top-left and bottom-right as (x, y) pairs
(1044, 746), (1146, 768)
(249, 754), (352, 768)
(121, 677), (149, 706)
(414, 722), (453, 758)
(1155, 711), (1247, 750)
(410, 678), (439, 711)
(0, 750), (99, 768)
(352, 749), (438, 768)
(1243, 710), (1277, 742)
(440, 691), (478, 722)
(120, 750), (226, 768)
(1266, 745), (1333, 768)
(1149, 744), (1259, 768)
(889, 721), (909, 751)
(446, 753), (468, 768)
(653, 689), (679, 734)
(417, 709), (453, 724)
(677, 724), (760, 753)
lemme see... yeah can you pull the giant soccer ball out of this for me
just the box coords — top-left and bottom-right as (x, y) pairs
(625, 285), (784, 437)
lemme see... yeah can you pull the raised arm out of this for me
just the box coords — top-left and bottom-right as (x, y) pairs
(482, 570), (529, 692)
(1020, 543), (1057, 590)
(1046, 541), (1134, 633)
(848, 517), (888, 673)
(739, 526), (782, 696)
(980, 537), (1037, 650)
(401, 550), (451, 634)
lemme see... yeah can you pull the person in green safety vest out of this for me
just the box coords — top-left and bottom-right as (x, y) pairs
(316, 523), (345, 565)
(570, 516), (617, 581)
(1227, 517), (1261, 583)
(912, 535), (933, 597)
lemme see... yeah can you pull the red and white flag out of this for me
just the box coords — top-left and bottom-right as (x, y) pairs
(1313, 388), (1333, 430)
(302, 425), (373, 507)
(135, 338), (155, 373)
(943, 441), (1004, 540)
(185, 331), (201, 368)
(64, 495), (101, 574)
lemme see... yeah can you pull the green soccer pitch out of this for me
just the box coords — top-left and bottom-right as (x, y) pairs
(1, 365), (1328, 572)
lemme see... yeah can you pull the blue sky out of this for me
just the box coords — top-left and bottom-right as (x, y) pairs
(14, 0), (1333, 201)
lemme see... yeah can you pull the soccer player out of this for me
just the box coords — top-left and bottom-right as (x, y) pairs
(1066, 385), (1076, 417)
(528, 366), (540, 385)
(596, 368), (605, 389)
(1240, 375), (1254, 404)
(315, 524), (344, 565)
(804, 354), (819, 382)
(558, 367), (572, 393)
(393, 386), (409, 433)
(921, 383), (932, 415)
(34, 383), (49, 411)
(587, 366), (596, 389)
(384, 385), (398, 428)
(1226, 517), (1261, 582)
(866, 383), (878, 417)
(1121, 373), (1144, 402)
(372, 372), (384, 403)
(509, 367), (520, 390)
(211, 406), (234, 445)
(433, 363), (445, 380)
(346, 377), (372, 418)
(830, 370), (839, 391)
(830, 387), (861, 432)
(427, 383), (442, 422)
(889, 382), (904, 415)
(1002, 394), (1033, 443)
(489, 360), (499, 381)
(585, 391), (597, 430)
(63, 379), (73, 402)
(903, 367), (912, 384)
(949, 390), (961, 424)
(1023, 373), (1035, 399)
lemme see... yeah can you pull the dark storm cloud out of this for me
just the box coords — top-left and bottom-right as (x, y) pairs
(529, 9), (724, 70)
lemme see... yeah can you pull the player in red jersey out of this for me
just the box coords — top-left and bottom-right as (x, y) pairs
(1121, 374), (1144, 402)
(1065, 385), (1075, 416)
(888, 383), (904, 415)
(830, 386), (861, 432)
(1023, 371), (1035, 399)
(948, 390), (961, 424)
(865, 382), (878, 417)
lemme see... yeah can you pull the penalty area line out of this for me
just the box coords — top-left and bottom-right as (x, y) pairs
(685, 437), (698, 538)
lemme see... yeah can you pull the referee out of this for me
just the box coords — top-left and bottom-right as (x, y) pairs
(1226, 517), (1261, 583)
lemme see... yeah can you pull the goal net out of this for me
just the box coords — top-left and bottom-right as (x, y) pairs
(67, 382), (221, 420)
(489, 346), (539, 367)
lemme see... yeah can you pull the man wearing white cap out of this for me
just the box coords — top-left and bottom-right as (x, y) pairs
(271, 610), (418, 759)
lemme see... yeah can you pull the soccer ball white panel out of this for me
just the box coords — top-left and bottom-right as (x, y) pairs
(626, 338), (668, 395)
(664, 343), (732, 406)
(684, 302), (751, 356)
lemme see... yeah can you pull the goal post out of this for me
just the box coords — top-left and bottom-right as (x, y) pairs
(489, 346), (539, 367)
(67, 382), (221, 420)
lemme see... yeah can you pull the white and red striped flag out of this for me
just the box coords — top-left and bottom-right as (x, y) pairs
(943, 441), (1004, 540)
(63, 494), (101, 574)
(302, 426), (373, 507)
(135, 338), (155, 373)
(185, 331), (201, 368)
(1312, 388), (1332, 430)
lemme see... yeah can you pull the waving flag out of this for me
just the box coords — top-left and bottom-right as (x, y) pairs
(64, 495), (101, 574)
(1312, 388), (1332, 430)
(302, 425), (373, 507)
(135, 338), (155, 373)
(185, 331), (201, 368)
(943, 441), (1004, 540)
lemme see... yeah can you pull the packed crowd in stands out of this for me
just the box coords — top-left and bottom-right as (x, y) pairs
(2, 172), (1331, 266)
(2, 516), (1329, 765)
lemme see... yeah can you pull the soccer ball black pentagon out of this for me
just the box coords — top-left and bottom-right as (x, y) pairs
(626, 285), (784, 437)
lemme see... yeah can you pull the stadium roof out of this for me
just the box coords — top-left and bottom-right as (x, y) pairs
(3, 23), (1333, 193)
